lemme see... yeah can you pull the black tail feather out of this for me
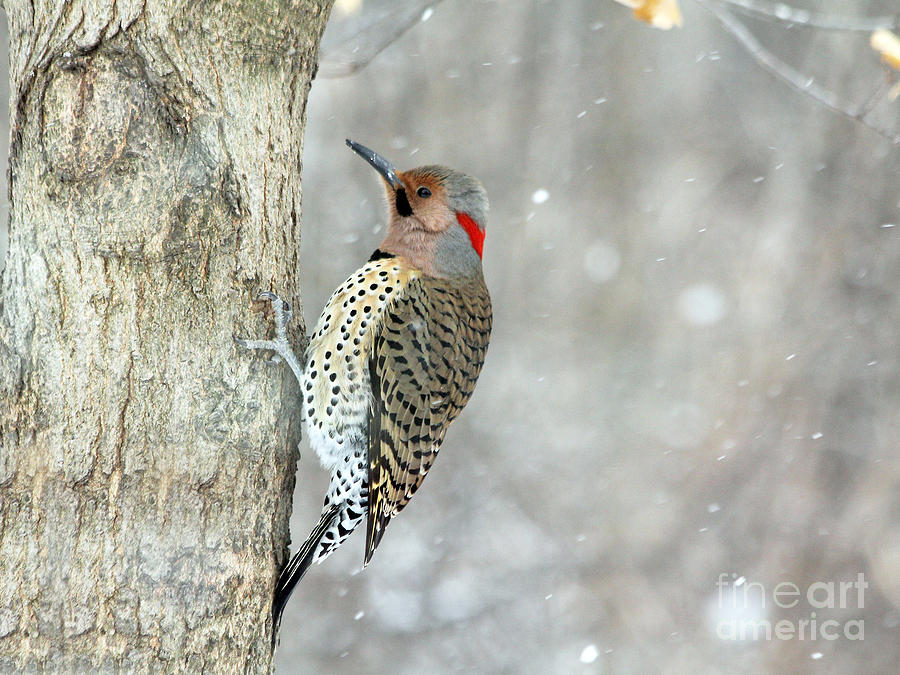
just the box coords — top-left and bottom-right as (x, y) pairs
(272, 504), (341, 644)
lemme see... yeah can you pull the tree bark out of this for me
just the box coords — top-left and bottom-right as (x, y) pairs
(0, 0), (333, 670)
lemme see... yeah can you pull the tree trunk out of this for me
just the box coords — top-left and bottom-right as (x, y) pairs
(0, 0), (333, 670)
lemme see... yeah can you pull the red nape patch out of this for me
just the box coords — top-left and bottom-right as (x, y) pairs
(456, 212), (485, 259)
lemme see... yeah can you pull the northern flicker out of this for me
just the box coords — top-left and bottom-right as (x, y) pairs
(237, 140), (492, 632)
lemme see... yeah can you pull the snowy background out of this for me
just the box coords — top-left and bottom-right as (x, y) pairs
(3, 1), (900, 673)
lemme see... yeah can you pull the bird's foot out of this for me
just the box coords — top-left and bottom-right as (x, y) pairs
(235, 292), (304, 384)
(260, 291), (292, 340)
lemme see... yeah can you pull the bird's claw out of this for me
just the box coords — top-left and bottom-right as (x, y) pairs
(234, 335), (285, 361)
(236, 291), (304, 383)
(256, 291), (290, 314)
(257, 290), (291, 313)
(253, 291), (292, 338)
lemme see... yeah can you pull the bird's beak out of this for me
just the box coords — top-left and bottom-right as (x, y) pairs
(346, 139), (403, 190)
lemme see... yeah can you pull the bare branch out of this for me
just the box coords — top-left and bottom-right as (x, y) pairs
(320, 0), (447, 78)
(857, 69), (897, 120)
(712, 0), (900, 32)
(696, 0), (900, 144)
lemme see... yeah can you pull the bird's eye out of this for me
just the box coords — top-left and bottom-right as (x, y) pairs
(416, 186), (432, 198)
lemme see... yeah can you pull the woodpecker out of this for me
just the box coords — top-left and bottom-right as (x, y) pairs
(238, 140), (492, 633)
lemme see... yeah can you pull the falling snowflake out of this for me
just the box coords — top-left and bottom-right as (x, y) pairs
(531, 189), (550, 204)
(580, 644), (599, 664)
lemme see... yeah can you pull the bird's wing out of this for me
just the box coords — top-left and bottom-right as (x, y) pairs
(365, 276), (492, 564)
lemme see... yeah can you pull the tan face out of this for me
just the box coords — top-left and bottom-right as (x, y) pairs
(389, 170), (456, 233)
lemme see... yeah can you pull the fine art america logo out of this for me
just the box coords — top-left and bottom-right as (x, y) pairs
(714, 573), (866, 641)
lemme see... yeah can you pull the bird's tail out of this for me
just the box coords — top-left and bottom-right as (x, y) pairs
(272, 503), (341, 642)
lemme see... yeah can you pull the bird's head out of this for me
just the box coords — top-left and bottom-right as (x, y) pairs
(347, 139), (488, 279)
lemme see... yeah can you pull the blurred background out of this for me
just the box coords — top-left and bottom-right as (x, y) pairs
(3, 1), (900, 673)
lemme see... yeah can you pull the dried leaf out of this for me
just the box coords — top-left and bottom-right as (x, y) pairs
(871, 30), (900, 71)
(888, 80), (900, 102)
(614, 0), (683, 30)
(334, 0), (363, 17)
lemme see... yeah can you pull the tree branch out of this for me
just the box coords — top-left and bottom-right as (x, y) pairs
(320, 0), (447, 78)
(711, 0), (900, 32)
(696, 0), (900, 144)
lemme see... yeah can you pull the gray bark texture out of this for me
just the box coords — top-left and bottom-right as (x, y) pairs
(0, 0), (333, 671)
